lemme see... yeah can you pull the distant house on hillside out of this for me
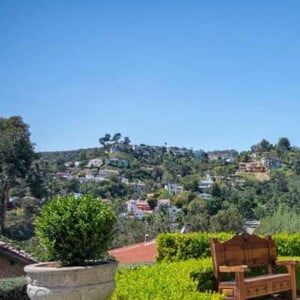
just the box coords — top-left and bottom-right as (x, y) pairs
(199, 192), (212, 200)
(130, 180), (146, 193)
(132, 144), (151, 156)
(169, 147), (191, 157)
(157, 198), (171, 208)
(85, 171), (95, 180)
(64, 161), (73, 167)
(74, 161), (81, 167)
(105, 158), (128, 168)
(0, 241), (37, 279)
(87, 158), (103, 168)
(207, 150), (237, 162)
(97, 169), (119, 180)
(56, 172), (73, 180)
(198, 174), (214, 191)
(126, 199), (153, 219)
(164, 183), (183, 195)
(238, 162), (267, 173)
(260, 157), (281, 169)
(110, 145), (121, 154)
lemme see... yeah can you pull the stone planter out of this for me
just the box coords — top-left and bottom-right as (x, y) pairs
(24, 261), (118, 300)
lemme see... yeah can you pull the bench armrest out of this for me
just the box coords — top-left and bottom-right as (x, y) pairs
(275, 260), (297, 266)
(219, 265), (249, 273)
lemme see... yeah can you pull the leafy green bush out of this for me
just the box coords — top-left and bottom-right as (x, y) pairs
(157, 232), (300, 262)
(4, 221), (34, 241)
(156, 232), (232, 262)
(272, 233), (300, 256)
(111, 259), (224, 300)
(255, 207), (300, 234)
(0, 277), (29, 300)
(112, 256), (300, 299)
(34, 194), (117, 266)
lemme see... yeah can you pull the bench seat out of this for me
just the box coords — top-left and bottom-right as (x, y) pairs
(210, 233), (297, 300)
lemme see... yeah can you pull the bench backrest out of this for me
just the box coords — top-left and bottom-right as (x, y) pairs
(210, 233), (277, 279)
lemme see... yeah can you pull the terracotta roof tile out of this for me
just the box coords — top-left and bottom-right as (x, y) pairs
(109, 240), (157, 264)
(0, 241), (37, 264)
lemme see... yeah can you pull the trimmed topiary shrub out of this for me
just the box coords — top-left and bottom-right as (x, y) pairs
(34, 194), (117, 266)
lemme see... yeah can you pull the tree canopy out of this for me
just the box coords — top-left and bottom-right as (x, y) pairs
(0, 116), (35, 233)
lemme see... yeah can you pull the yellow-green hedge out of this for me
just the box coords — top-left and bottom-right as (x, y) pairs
(111, 259), (223, 300)
(111, 256), (300, 300)
(157, 232), (300, 262)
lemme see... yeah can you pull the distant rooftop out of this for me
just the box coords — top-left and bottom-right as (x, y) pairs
(109, 240), (157, 264)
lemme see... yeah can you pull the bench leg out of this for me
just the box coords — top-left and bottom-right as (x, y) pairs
(235, 273), (246, 300)
(286, 265), (297, 300)
(291, 288), (297, 300)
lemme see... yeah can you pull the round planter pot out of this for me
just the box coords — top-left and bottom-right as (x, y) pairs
(24, 261), (118, 300)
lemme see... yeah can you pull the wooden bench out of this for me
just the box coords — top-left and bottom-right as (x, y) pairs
(210, 233), (297, 300)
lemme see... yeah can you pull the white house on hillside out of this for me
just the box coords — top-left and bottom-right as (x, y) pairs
(87, 158), (103, 168)
(164, 183), (183, 195)
(126, 199), (152, 219)
(198, 174), (214, 191)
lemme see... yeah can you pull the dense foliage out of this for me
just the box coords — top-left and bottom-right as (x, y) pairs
(255, 206), (300, 234)
(156, 232), (232, 262)
(156, 232), (300, 262)
(34, 194), (116, 266)
(34, 135), (300, 234)
(112, 255), (300, 300)
(112, 259), (223, 300)
(1, 122), (300, 251)
(0, 116), (35, 233)
(0, 277), (28, 300)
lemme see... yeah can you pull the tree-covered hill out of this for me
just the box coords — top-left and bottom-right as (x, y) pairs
(2, 123), (300, 250)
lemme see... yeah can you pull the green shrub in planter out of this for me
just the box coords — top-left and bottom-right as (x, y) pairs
(34, 194), (116, 266)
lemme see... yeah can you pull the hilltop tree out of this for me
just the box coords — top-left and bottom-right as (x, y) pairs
(277, 137), (291, 151)
(99, 133), (111, 147)
(123, 136), (131, 145)
(251, 139), (273, 153)
(0, 116), (35, 233)
(112, 132), (122, 143)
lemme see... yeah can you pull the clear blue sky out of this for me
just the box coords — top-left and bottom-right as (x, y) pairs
(1, 1), (300, 152)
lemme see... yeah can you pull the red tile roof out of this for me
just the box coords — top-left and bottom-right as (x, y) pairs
(109, 240), (157, 264)
(0, 241), (37, 264)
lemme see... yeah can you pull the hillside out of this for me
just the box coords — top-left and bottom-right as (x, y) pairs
(4, 136), (300, 251)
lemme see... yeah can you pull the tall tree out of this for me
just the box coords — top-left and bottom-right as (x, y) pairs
(112, 132), (122, 143)
(0, 116), (35, 233)
(277, 137), (291, 151)
(123, 136), (131, 145)
(209, 209), (243, 232)
(99, 133), (111, 147)
(251, 139), (272, 153)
